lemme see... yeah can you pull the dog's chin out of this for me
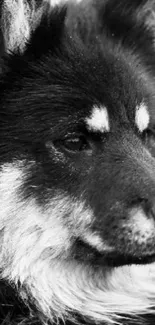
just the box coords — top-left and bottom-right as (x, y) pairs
(73, 239), (155, 268)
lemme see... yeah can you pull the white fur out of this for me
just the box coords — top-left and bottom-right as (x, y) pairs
(1, 0), (83, 53)
(18, 259), (155, 324)
(2, 0), (44, 53)
(1, 161), (155, 324)
(128, 207), (155, 245)
(47, 0), (83, 6)
(0, 161), (93, 277)
(86, 106), (110, 133)
(2, 0), (32, 52)
(0, 162), (94, 279)
(82, 231), (114, 252)
(135, 103), (150, 132)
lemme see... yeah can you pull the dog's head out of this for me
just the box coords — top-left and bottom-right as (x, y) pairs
(1, 0), (155, 324)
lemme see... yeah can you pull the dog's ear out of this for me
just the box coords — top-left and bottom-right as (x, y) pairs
(25, 5), (67, 58)
(1, 0), (36, 54)
(1, 0), (67, 55)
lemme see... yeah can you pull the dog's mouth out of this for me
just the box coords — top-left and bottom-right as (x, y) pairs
(72, 239), (155, 267)
(102, 252), (155, 267)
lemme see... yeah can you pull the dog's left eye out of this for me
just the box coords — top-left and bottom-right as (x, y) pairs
(63, 137), (88, 151)
(54, 136), (90, 153)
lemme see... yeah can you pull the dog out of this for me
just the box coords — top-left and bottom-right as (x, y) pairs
(1, 0), (155, 324)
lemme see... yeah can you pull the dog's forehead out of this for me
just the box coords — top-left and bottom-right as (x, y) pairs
(51, 100), (150, 136)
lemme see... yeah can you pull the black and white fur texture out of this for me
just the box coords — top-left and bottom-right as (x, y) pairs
(1, 0), (155, 324)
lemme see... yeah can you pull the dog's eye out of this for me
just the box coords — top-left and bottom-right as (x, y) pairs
(142, 128), (155, 154)
(62, 136), (89, 152)
(142, 128), (155, 142)
(54, 136), (90, 153)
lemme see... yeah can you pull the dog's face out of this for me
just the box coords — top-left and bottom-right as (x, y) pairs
(1, 0), (155, 324)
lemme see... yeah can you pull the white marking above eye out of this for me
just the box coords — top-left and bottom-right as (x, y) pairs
(85, 106), (110, 133)
(48, 0), (83, 6)
(135, 103), (150, 132)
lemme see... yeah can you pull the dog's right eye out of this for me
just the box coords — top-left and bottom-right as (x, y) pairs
(142, 128), (155, 141)
(141, 128), (155, 156)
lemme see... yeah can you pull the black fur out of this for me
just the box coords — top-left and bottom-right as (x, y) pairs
(1, 0), (155, 324)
